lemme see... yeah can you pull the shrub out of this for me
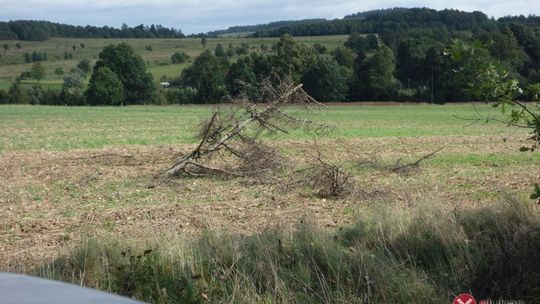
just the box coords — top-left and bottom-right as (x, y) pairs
(171, 51), (189, 64)
(85, 67), (124, 105)
(54, 67), (64, 75)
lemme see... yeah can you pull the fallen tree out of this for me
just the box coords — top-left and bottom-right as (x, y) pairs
(165, 77), (324, 178)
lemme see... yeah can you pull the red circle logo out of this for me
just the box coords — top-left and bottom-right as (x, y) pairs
(453, 294), (477, 304)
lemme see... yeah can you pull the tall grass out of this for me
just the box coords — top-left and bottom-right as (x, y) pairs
(39, 197), (540, 303)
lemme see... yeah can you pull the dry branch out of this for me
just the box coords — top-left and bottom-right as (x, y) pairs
(165, 76), (325, 178)
(358, 146), (445, 174)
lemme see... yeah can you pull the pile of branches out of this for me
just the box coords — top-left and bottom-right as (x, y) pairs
(165, 76), (324, 179)
(306, 144), (354, 198)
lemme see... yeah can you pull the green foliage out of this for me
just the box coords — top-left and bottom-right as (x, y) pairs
(225, 55), (257, 96)
(30, 62), (46, 83)
(94, 43), (154, 104)
(214, 43), (225, 57)
(0, 20), (184, 41)
(272, 34), (316, 83)
(54, 67), (64, 75)
(61, 69), (86, 105)
(86, 67), (125, 106)
(345, 32), (378, 54)
(39, 198), (540, 303)
(181, 50), (228, 103)
(201, 37), (207, 49)
(165, 87), (198, 104)
(8, 80), (28, 104)
(332, 46), (354, 67)
(531, 184), (540, 203)
(312, 43), (327, 54)
(351, 44), (399, 100)
(0, 89), (9, 104)
(448, 40), (540, 150)
(302, 57), (350, 102)
(171, 51), (189, 64)
(27, 85), (44, 105)
(76, 59), (92, 76)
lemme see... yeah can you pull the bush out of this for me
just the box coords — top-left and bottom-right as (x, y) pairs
(54, 67), (64, 75)
(171, 51), (189, 64)
(0, 89), (10, 104)
(181, 50), (228, 103)
(165, 87), (198, 104)
(302, 57), (350, 102)
(39, 197), (540, 303)
(85, 67), (124, 105)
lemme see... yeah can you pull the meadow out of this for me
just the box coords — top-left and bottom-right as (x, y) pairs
(1, 103), (539, 303)
(0, 35), (348, 90)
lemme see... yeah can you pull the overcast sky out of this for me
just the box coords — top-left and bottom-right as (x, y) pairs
(0, 0), (538, 34)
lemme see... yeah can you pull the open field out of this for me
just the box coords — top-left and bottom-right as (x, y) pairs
(0, 35), (348, 89)
(1, 104), (539, 301)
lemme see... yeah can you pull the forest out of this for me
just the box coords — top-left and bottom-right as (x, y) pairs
(0, 20), (184, 41)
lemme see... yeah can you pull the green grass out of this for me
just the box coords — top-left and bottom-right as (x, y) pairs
(0, 104), (520, 152)
(39, 197), (540, 303)
(0, 35), (348, 89)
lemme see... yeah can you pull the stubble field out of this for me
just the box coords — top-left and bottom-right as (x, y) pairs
(1, 103), (539, 274)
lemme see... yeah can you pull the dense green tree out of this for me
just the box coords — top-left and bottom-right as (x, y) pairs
(226, 56), (257, 95)
(351, 44), (398, 100)
(61, 68), (86, 105)
(312, 43), (327, 54)
(54, 67), (64, 75)
(235, 43), (249, 55)
(181, 50), (227, 103)
(76, 59), (92, 76)
(345, 32), (378, 54)
(272, 34), (316, 82)
(201, 37), (207, 49)
(86, 67), (125, 105)
(94, 43), (154, 104)
(251, 53), (272, 78)
(333, 46), (355, 67)
(214, 44), (225, 57)
(302, 57), (350, 102)
(31, 62), (46, 83)
(0, 89), (9, 104)
(8, 79), (28, 104)
(171, 51), (189, 64)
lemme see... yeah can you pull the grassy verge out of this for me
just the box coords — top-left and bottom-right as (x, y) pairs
(39, 197), (540, 303)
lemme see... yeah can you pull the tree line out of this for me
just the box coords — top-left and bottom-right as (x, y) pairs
(1, 25), (539, 105)
(0, 21), (184, 41)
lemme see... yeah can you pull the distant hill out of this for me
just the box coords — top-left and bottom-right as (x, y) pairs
(205, 8), (538, 38)
(0, 20), (184, 41)
(206, 19), (327, 37)
(1, 8), (538, 41)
